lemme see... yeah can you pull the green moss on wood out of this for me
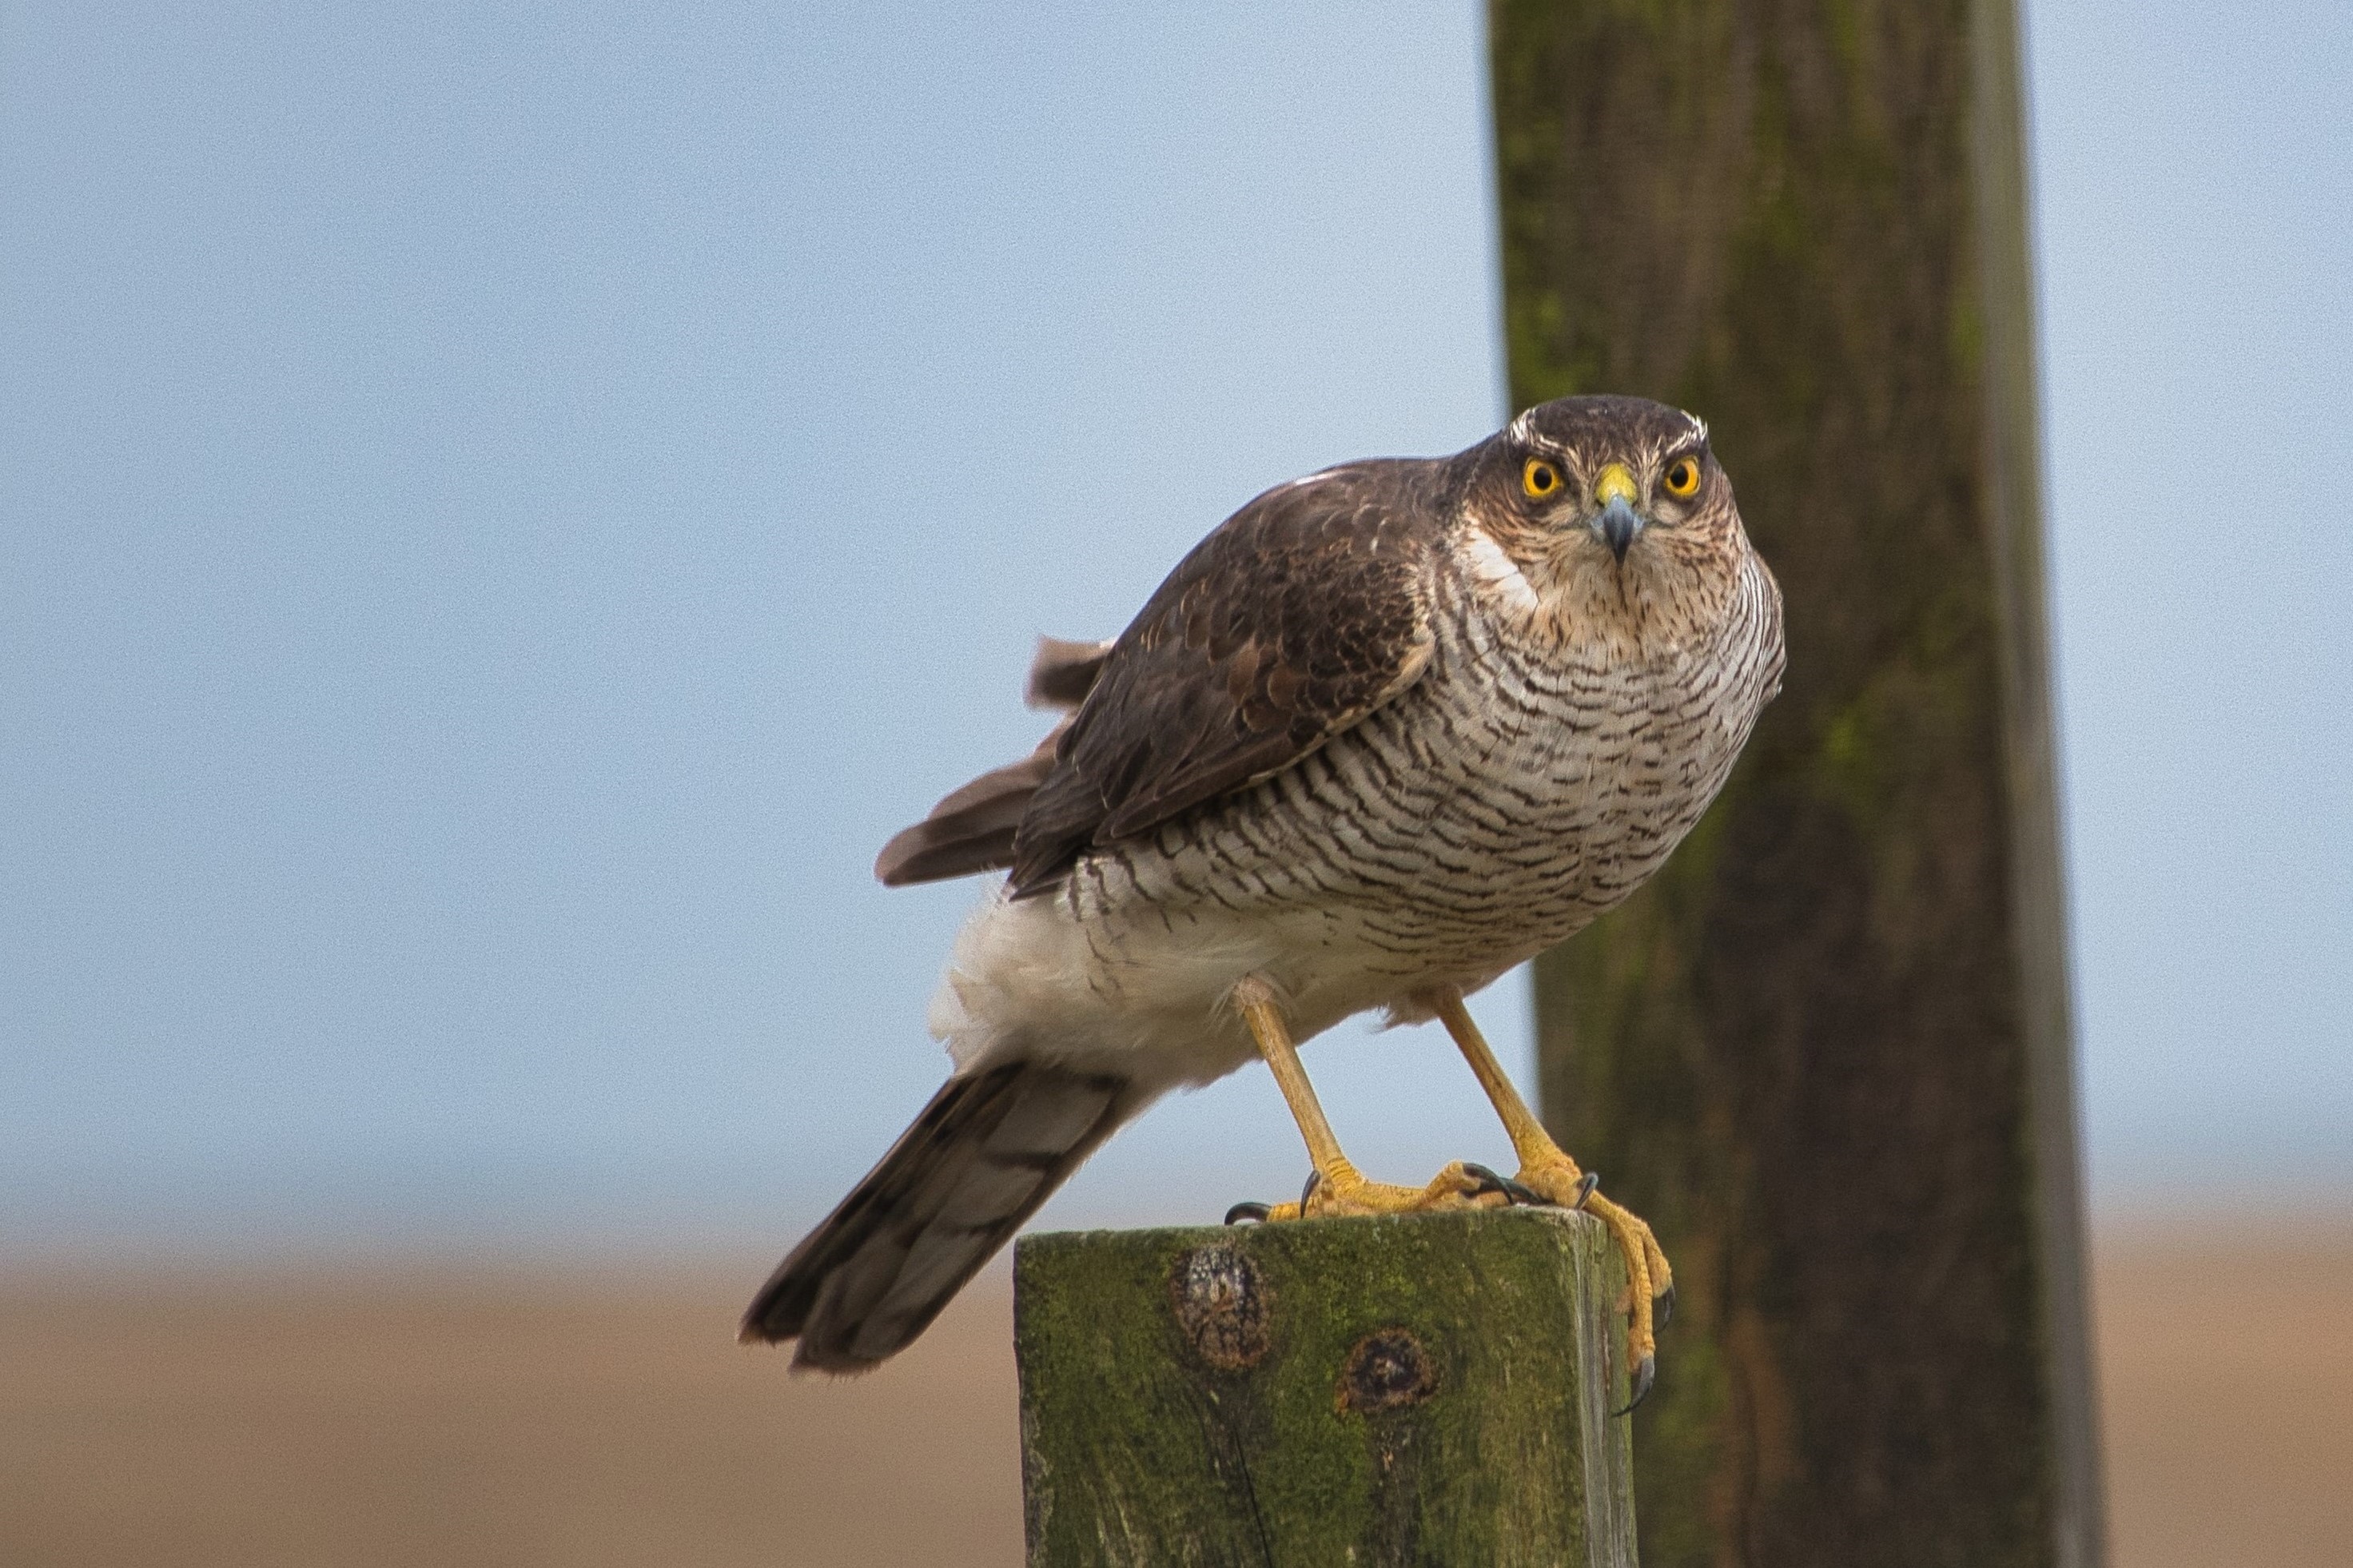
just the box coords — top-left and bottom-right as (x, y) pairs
(1016, 1208), (1636, 1568)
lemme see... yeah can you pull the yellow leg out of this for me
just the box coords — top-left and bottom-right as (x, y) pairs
(1428, 987), (1672, 1407)
(1232, 978), (1498, 1220)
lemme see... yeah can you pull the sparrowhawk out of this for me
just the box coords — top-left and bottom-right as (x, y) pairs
(743, 395), (1785, 1402)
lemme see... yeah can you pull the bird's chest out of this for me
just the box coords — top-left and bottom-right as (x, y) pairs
(1410, 634), (1734, 876)
(1253, 589), (1771, 962)
(1091, 563), (1778, 987)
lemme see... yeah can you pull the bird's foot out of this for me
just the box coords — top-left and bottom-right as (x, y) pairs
(1224, 1159), (1516, 1225)
(1509, 1152), (1673, 1414)
(1224, 1150), (1669, 1413)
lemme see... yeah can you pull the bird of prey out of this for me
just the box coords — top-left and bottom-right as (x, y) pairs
(743, 395), (1783, 1400)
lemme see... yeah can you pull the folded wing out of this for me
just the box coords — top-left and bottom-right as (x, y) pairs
(877, 460), (1448, 896)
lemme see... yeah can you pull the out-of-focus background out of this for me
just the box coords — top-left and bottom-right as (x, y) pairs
(2, 2), (2345, 1565)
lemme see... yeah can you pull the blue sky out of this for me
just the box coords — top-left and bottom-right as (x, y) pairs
(3, 2), (2347, 1261)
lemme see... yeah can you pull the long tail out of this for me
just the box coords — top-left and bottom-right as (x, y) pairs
(741, 1061), (1135, 1371)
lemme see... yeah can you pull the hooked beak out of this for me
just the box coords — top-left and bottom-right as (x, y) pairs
(1595, 496), (1644, 563)
(1590, 462), (1646, 563)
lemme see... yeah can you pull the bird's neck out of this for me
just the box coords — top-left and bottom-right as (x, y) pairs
(1455, 520), (1749, 662)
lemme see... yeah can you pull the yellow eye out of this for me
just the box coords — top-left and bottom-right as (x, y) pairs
(1663, 456), (1702, 498)
(1522, 458), (1562, 499)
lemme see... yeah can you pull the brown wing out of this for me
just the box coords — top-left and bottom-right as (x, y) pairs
(873, 727), (1064, 888)
(1024, 635), (1114, 710)
(873, 636), (1114, 888)
(1007, 459), (1445, 897)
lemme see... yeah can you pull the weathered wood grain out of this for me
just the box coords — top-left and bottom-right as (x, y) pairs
(1490, 2), (2104, 1564)
(1014, 1208), (1637, 1568)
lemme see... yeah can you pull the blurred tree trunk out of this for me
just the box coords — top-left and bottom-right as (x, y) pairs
(1489, 2), (2104, 1565)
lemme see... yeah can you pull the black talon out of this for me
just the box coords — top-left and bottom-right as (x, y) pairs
(1613, 1353), (1656, 1417)
(1461, 1162), (1546, 1206)
(1570, 1171), (1601, 1209)
(1300, 1169), (1322, 1209)
(1224, 1201), (1272, 1225)
(1654, 1280), (1676, 1330)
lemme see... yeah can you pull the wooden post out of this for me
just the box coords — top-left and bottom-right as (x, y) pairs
(1015, 1208), (1638, 1567)
(1490, 2), (2105, 1566)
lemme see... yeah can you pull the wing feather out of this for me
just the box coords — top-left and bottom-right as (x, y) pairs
(1008, 460), (1446, 896)
(872, 634), (1109, 888)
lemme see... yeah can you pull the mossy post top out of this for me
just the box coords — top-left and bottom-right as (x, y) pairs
(1015, 1207), (1638, 1568)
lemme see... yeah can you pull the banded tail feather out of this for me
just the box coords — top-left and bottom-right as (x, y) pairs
(742, 1060), (1135, 1371)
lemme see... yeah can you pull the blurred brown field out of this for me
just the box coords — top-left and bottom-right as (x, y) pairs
(2, 1225), (2347, 1568)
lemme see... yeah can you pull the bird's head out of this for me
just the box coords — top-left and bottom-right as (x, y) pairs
(1458, 395), (1750, 647)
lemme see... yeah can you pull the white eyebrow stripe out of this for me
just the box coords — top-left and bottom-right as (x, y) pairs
(1511, 427), (1573, 464)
